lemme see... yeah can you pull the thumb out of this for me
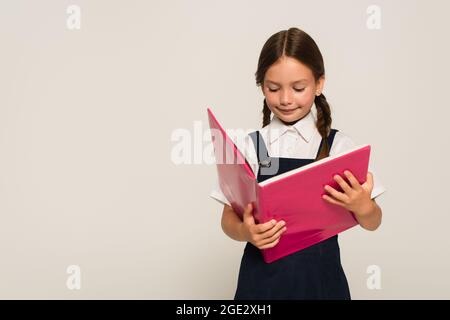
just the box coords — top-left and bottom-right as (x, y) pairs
(362, 172), (373, 192)
(363, 172), (374, 189)
(243, 203), (254, 225)
(367, 172), (374, 185)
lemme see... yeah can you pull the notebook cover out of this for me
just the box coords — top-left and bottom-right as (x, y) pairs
(207, 107), (257, 217)
(257, 146), (369, 263)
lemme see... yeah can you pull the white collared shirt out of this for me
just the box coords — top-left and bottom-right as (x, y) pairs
(210, 106), (386, 206)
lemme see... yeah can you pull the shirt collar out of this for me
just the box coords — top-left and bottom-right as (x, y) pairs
(268, 107), (316, 144)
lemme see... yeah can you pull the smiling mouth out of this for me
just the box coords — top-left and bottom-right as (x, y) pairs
(277, 107), (299, 112)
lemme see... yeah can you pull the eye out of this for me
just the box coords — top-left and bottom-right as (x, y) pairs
(268, 87), (305, 92)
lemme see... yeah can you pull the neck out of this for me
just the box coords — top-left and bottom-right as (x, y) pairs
(280, 118), (300, 126)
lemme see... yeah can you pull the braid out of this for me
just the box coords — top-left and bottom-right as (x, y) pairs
(262, 99), (271, 127)
(315, 93), (332, 160)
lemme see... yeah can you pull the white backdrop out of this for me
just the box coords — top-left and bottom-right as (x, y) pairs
(0, 0), (449, 299)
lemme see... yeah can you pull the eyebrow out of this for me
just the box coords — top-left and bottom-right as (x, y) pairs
(265, 79), (308, 85)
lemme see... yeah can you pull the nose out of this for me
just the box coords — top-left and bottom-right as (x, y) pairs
(280, 89), (294, 106)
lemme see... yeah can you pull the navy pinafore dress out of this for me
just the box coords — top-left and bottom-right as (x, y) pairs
(234, 128), (351, 300)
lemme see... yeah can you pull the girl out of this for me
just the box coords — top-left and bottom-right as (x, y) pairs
(210, 27), (386, 300)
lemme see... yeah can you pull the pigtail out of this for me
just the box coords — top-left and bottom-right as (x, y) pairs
(262, 98), (272, 128)
(315, 93), (332, 161)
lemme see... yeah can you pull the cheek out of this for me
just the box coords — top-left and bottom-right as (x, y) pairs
(294, 89), (317, 106)
(295, 94), (314, 106)
(265, 94), (277, 106)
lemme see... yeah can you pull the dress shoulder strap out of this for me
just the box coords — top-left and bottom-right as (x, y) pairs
(248, 131), (272, 168)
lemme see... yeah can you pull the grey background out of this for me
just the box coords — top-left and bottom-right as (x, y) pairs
(0, 0), (449, 299)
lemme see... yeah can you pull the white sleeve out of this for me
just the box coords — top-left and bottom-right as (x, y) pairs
(209, 177), (231, 206)
(330, 131), (386, 200)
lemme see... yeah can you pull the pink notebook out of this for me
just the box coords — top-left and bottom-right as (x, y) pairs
(208, 108), (369, 263)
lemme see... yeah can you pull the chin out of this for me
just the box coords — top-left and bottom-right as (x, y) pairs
(275, 109), (305, 122)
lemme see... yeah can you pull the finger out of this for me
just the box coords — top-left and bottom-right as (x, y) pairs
(259, 237), (281, 250)
(343, 170), (363, 191)
(324, 184), (349, 202)
(364, 172), (374, 189)
(242, 203), (255, 225)
(333, 174), (353, 194)
(322, 194), (346, 208)
(260, 225), (287, 246)
(255, 219), (277, 234)
(260, 220), (286, 239)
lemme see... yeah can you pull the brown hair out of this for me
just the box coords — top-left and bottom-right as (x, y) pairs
(255, 27), (332, 160)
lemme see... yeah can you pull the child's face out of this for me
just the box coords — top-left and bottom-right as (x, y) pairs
(262, 56), (324, 123)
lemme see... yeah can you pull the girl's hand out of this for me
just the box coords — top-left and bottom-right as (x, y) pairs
(240, 203), (287, 249)
(322, 171), (375, 217)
